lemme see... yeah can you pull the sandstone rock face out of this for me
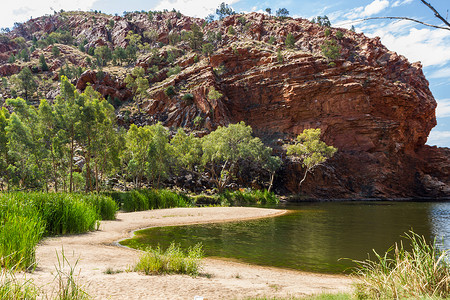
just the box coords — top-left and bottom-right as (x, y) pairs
(138, 14), (446, 199)
(2, 11), (448, 199)
(76, 70), (132, 102)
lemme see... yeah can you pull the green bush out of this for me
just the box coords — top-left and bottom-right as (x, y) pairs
(134, 242), (203, 275)
(164, 85), (176, 97)
(182, 93), (194, 101)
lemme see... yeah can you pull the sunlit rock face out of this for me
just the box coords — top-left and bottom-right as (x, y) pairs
(2, 11), (448, 198)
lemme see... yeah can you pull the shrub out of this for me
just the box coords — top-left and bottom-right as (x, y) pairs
(321, 39), (341, 62)
(134, 242), (203, 276)
(268, 36), (276, 45)
(277, 49), (283, 63)
(227, 26), (236, 35)
(353, 231), (450, 299)
(167, 65), (181, 77)
(182, 93), (194, 101)
(164, 85), (176, 97)
(285, 33), (295, 48)
(208, 87), (222, 100)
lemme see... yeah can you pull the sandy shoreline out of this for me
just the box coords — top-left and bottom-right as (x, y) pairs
(24, 207), (354, 299)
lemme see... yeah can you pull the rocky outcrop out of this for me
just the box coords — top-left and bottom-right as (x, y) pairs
(1, 11), (448, 199)
(0, 64), (21, 76)
(76, 70), (132, 102)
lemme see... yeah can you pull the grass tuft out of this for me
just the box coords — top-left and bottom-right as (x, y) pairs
(353, 230), (450, 299)
(53, 250), (90, 300)
(134, 242), (203, 276)
(0, 267), (39, 299)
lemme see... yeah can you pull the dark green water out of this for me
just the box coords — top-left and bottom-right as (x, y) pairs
(120, 201), (450, 273)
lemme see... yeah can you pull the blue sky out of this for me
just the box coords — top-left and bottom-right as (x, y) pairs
(1, 0), (449, 147)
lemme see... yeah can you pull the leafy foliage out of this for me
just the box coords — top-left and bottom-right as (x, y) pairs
(216, 2), (235, 20)
(286, 128), (337, 189)
(276, 8), (289, 19)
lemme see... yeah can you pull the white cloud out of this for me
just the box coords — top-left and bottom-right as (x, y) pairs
(429, 67), (450, 79)
(153, 0), (240, 18)
(436, 99), (450, 118)
(0, 0), (96, 29)
(392, 0), (412, 7)
(366, 25), (450, 67)
(427, 130), (450, 147)
(342, 0), (389, 20)
(361, 0), (390, 17)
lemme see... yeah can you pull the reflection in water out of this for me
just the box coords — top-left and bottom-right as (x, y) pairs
(429, 202), (450, 251)
(121, 202), (450, 273)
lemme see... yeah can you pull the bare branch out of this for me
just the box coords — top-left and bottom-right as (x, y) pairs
(338, 1), (450, 31)
(420, 0), (450, 28)
(347, 17), (450, 31)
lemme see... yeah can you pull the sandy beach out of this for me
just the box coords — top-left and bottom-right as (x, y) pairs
(24, 207), (354, 299)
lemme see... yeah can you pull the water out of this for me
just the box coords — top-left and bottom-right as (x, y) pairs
(120, 201), (450, 273)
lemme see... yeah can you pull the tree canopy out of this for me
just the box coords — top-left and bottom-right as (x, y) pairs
(286, 128), (337, 190)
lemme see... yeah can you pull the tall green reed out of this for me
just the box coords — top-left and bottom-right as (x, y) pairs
(353, 230), (450, 299)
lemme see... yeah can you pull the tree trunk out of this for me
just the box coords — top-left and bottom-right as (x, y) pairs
(69, 128), (74, 193)
(298, 169), (309, 192)
(268, 171), (275, 193)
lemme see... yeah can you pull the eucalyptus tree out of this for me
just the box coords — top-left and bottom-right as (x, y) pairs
(6, 97), (51, 190)
(53, 76), (79, 192)
(0, 108), (9, 190)
(201, 121), (277, 192)
(11, 67), (37, 101)
(90, 96), (123, 191)
(124, 67), (149, 102)
(170, 128), (202, 173)
(286, 128), (337, 189)
(124, 124), (155, 189)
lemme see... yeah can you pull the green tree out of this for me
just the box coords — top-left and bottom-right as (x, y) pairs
(276, 8), (289, 19)
(94, 45), (112, 66)
(285, 33), (295, 48)
(202, 43), (214, 59)
(125, 124), (153, 188)
(286, 128), (337, 189)
(216, 2), (235, 20)
(124, 67), (149, 102)
(0, 108), (9, 190)
(12, 67), (37, 101)
(6, 98), (50, 190)
(113, 47), (127, 65)
(170, 128), (202, 174)
(201, 122), (275, 192)
(187, 23), (204, 50)
(39, 54), (49, 71)
(265, 8), (272, 15)
(52, 45), (60, 57)
(53, 76), (78, 192)
(321, 39), (341, 63)
(315, 15), (331, 27)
